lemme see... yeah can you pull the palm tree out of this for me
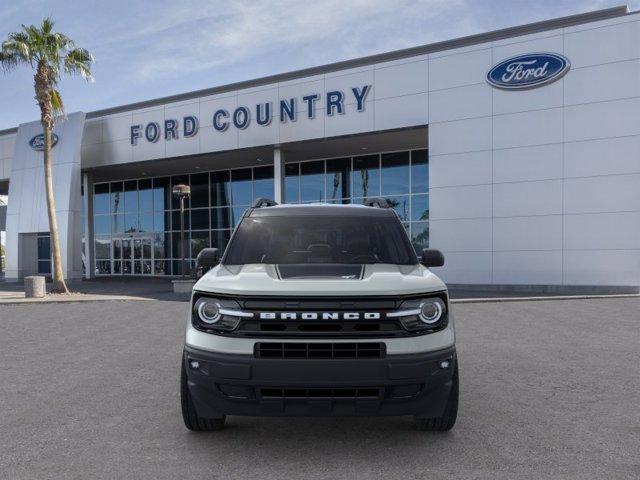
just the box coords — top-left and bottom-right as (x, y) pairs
(0, 18), (93, 293)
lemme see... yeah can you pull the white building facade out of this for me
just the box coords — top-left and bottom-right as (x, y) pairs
(0, 6), (639, 291)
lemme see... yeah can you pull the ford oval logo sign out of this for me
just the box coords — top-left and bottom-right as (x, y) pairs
(29, 133), (59, 151)
(487, 53), (570, 90)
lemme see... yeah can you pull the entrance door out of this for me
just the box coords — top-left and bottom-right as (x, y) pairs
(112, 236), (153, 275)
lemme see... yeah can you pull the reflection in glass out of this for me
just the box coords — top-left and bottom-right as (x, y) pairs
(124, 180), (138, 212)
(353, 155), (380, 198)
(111, 182), (123, 214)
(95, 236), (110, 259)
(94, 183), (110, 214)
(411, 150), (428, 193)
(190, 173), (209, 208)
(139, 212), (153, 232)
(385, 196), (409, 221)
(300, 161), (324, 202)
(153, 233), (166, 259)
(326, 158), (350, 201)
(211, 171), (230, 208)
(411, 194), (429, 221)
(411, 222), (429, 253)
(190, 231), (209, 257)
(253, 166), (274, 199)
(211, 207), (231, 230)
(191, 208), (209, 230)
(112, 238), (122, 259)
(212, 230), (231, 251)
(94, 215), (110, 235)
(153, 177), (170, 211)
(172, 210), (190, 231)
(381, 152), (410, 195)
(124, 213), (138, 233)
(231, 169), (252, 206)
(171, 175), (190, 209)
(122, 239), (132, 259)
(284, 163), (299, 203)
(138, 179), (153, 212)
(96, 260), (111, 274)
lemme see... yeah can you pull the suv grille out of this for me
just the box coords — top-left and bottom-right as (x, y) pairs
(255, 342), (385, 359)
(260, 387), (383, 399)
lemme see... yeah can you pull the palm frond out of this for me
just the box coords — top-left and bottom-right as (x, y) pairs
(50, 88), (64, 116)
(64, 47), (94, 81)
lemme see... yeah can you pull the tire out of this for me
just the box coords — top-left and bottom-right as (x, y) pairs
(414, 362), (458, 432)
(181, 362), (226, 431)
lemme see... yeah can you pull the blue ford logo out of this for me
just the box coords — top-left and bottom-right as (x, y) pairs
(29, 133), (59, 151)
(487, 53), (570, 90)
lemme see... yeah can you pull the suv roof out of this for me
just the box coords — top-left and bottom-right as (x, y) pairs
(248, 202), (396, 217)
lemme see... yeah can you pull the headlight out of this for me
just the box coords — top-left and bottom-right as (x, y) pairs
(419, 298), (445, 325)
(195, 298), (221, 324)
(192, 294), (251, 332)
(389, 295), (448, 332)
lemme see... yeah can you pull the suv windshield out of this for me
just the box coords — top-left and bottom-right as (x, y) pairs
(223, 215), (418, 265)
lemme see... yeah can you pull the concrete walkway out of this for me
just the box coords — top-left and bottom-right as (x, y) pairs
(0, 277), (190, 304)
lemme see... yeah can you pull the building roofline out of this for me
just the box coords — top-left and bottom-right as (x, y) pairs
(0, 5), (630, 136)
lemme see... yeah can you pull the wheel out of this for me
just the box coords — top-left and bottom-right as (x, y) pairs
(181, 362), (226, 431)
(414, 362), (458, 431)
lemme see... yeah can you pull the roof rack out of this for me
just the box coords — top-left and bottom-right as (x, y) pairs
(251, 198), (278, 208)
(363, 197), (390, 208)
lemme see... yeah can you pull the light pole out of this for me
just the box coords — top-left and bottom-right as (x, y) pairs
(172, 184), (191, 278)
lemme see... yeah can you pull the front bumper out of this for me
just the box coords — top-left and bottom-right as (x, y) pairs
(184, 345), (456, 418)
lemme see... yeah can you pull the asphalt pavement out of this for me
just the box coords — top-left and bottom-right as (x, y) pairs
(0, 297), (638, 479)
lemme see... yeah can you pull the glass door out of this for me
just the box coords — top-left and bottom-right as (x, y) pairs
(112, 236), (153, 275)
(133, 237), (153, 275)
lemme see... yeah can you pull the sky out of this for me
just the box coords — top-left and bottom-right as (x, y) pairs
(0, 0), (638, 130)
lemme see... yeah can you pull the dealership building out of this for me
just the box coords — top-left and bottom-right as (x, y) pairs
(0, 6), (639, 291)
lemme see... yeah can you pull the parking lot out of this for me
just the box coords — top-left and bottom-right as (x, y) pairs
(1, 297), (638, 479)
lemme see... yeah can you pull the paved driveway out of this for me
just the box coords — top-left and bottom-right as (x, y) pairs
(1, 298), (638, 479)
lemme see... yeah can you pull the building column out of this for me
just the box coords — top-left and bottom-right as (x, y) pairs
(273, 147), (286, 204)
(82, 172), (94, 279)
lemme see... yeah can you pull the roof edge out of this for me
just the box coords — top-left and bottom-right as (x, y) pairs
(0, 5), (630, 136)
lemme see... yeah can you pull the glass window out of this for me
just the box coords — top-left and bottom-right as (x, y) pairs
(153, 233), (168, 259)
(211, 230), (231, 251)
(138, 179), (153, 212)
(153, 212), (168, 232)
(171, 175), (190, 210)
(94, 215), (111, 235)
(139, 212), (153, 232)
(38, 260), (52, 274)
(124, 180), (138, 212)
(190, 231), (209, 258)
(171, 210), (190, 231)
(124, 213), (138, 233)
(381, 152), (410, 195)
(411, 149), (428, 193)
(326, 158), (350, 202)
(231, 168), (252, 206)
(95, 236), (111, 259)
(96, 260), (111, 275)
(112, 214), (124, 234)
(111, 182), (123, 215)
(112, 238), (122, 260)
(190, 173), (209, 208)
(284, 163), (299, 203)
(300, 160), (324, 202)
(191, 208), (209, 230)
(172, 232), (189, 258)
(211, 171), (231, 208)
(385, 196), (409, 221)
(231, 205), (247, 227)
(154, 260), (168, 275)
(411, 221), (429, 254)
(37, 235), (51, 260)
(224, 215), (417, 265)
(94, 183), (110, 214)
(353, 155), (380, 198)
(211, 207), (231, 230)
(153, 177), (170, 211)
(253, 166), (274, 199)
(411, 194), (429, 221)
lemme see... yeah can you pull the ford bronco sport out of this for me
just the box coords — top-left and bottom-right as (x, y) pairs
(181, 198), (457, 431)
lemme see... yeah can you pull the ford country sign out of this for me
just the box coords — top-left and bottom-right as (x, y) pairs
(487, 53), (570, 90)
(29, 133), (59, 151)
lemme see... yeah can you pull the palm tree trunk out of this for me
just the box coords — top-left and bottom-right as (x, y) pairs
(43, 123), (68, 293)
(36, 65), (68, 294)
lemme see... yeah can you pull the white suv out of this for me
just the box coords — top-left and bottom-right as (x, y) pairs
(181, 198), (457, 431)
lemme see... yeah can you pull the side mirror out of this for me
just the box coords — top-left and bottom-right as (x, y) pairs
(196, 248), (220, 275)
(421, 248), (445, 267)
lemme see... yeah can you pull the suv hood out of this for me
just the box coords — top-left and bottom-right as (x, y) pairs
(194, 264), (446, 297)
